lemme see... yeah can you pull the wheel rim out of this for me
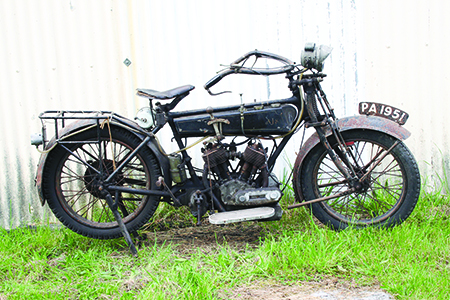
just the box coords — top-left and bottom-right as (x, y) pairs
(55, 138), (151, 228)
(314, 138), (406, 225)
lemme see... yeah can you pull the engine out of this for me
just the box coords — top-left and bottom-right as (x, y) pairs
(201, 140), (282, 206)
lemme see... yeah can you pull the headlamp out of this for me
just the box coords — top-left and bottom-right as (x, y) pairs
(301, 43), (333, 72)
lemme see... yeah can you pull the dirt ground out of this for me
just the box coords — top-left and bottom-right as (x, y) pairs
(219, 281), (393, 300)
(141, 221), (264, 252)
(140, 222), (394, 300)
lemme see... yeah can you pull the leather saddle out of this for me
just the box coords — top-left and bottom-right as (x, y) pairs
(136, 85), (195, 100)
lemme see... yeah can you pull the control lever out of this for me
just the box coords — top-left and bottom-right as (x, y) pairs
(206, 106), (230, 139)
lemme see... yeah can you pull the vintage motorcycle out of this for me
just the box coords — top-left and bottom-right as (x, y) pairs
(32, 44), (420, 255)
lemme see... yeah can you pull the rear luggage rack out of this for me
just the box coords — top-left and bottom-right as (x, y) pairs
(38, 110), (136, 148)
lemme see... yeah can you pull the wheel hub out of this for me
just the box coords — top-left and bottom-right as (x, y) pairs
(352, 167), (371, 193)
(83, 160), (123, 199)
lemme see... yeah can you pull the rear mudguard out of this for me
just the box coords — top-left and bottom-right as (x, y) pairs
(293, 115), (411, 202)
(35, 118), (170, 205)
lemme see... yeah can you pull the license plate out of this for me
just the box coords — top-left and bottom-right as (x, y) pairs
(359, 102), (409, 125)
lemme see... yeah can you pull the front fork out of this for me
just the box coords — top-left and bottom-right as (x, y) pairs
(303, 86), (357, 186)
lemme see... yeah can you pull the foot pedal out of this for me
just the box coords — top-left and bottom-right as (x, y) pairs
(209, 207), (275, 225)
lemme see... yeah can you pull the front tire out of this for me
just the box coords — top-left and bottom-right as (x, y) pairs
(296, 130), (420, 230)
(43, 126), (161, 239)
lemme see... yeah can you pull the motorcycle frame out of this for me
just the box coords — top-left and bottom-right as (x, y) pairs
(37, 73), (405, 209)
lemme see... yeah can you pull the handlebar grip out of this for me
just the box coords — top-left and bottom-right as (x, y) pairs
(204, 74), (223, 90)
(204, 69), (234, 90)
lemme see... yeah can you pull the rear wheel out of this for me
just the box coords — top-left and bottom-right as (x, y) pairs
(43, 127), (161, 239)
(296, 130), (420, 230)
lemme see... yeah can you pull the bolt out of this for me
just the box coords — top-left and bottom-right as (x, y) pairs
(269, 191), (280, 200)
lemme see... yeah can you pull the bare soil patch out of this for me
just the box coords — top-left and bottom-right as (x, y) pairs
(219, 280), (393, 299)
(140, 221), (264, 254)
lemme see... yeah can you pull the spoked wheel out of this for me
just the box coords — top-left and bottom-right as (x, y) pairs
(297, 130), (420, 230)
(43, 127), (161, 239)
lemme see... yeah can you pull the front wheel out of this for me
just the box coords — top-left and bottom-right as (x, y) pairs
(296, 130), (420, 230)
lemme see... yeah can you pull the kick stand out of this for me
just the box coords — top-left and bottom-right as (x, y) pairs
(105, 191), (138, 257)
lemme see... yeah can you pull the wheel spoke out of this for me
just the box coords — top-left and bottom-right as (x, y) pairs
(61, 186), (90, 208)
(78, 145), (99, 163)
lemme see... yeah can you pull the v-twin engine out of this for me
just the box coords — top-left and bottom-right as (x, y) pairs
(202, 141), (282, 206)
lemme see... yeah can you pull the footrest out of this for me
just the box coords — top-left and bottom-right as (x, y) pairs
(209, 207), (275, 225)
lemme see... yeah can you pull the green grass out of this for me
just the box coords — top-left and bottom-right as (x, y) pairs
(0, 189), (449, 299)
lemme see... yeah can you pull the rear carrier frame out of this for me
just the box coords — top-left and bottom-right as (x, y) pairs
(36, 111), (137, 148)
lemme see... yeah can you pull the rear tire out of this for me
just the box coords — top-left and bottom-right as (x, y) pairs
(296, 130), (420, 230)
(43, 127), (161, 239)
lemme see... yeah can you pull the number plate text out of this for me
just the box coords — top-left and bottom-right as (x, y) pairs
(359, 102), (409, 125)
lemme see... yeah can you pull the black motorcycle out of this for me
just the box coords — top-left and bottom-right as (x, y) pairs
(32, 43), (420, 255)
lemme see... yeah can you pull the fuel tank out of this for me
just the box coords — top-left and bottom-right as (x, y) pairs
(173, 103), (298, 137)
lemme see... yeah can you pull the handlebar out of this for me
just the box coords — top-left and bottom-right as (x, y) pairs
(204, 50), (296, 95)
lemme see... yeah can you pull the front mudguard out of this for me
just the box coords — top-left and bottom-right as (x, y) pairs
(35, 118), (170, 205)
(293, 115), (411, 202)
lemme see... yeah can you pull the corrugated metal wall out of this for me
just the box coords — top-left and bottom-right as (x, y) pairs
(360, 0), (450, 193)
(2, 0), (446, 229)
